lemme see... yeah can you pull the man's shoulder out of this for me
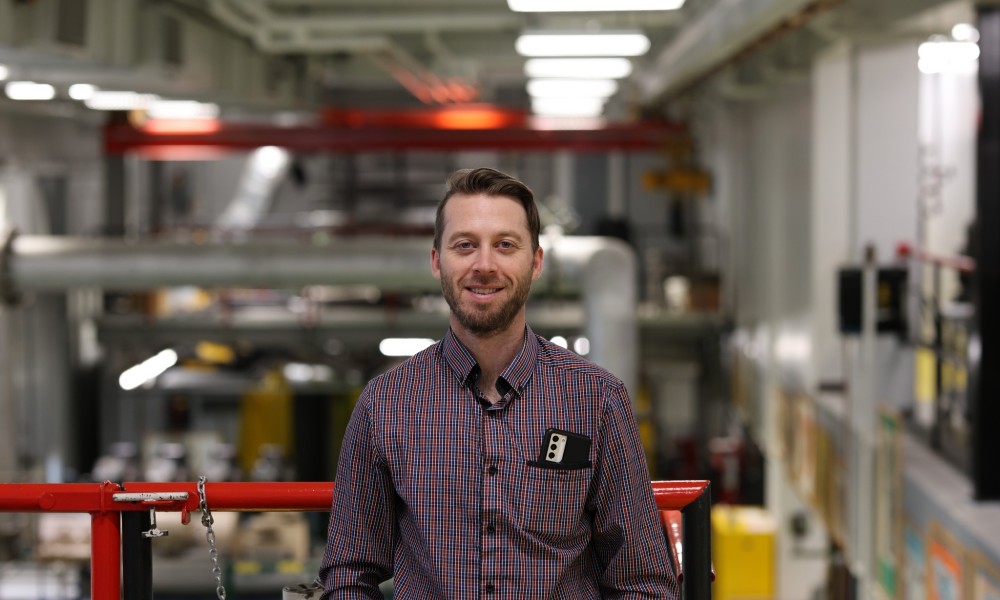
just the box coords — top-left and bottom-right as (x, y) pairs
(533, 334), (624, 388)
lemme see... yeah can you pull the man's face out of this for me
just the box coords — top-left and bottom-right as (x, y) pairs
(431, 193), (543, 338)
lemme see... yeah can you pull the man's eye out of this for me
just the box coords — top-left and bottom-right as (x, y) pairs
(498, 241), (515, 249)
(456, 242), (474, 250)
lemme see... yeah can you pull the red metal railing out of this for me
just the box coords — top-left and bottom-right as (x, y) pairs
(895, 241), (975, 273)
(0, 479), (712, 599)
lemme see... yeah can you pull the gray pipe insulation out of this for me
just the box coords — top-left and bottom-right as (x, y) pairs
(2, 232), (638, 393)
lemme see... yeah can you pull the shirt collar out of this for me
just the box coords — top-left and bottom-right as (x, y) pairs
(439, 325), (539, 397)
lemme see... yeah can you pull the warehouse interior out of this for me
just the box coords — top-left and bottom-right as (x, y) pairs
(1, 0), (999, 598)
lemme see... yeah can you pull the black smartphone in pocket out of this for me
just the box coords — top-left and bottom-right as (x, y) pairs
(536, 428), (591, 467)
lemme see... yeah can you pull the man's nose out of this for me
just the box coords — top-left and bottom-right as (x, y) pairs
(472, 247), (497, 272)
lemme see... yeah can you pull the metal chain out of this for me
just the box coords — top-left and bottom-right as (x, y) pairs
(197, 476), (227, 600)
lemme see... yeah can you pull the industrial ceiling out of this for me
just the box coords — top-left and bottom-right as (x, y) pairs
(0, 0), (973, 123)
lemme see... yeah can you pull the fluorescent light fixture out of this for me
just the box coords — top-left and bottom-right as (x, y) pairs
(918, 40), (979, 61)
(119, 349), (178, 391)
(283, 362), (314, 383)
(147, 99), (220, 119)
(532, 97), (605, 117)
(530, 115), (606, 130)
(774, 331), (811, 363)
(573, 337), (591, 355)
(527, 78), (618, 98)
(253, 145), (291, 179)
(0, 64), (8, 80)
(524, 58), (633, 79)
(952, 23), (979, 43)
(68, 83), (97, 100)
(516, 32), (650, 57)
(550, 335), (569, 348)
(509, 0), (684, 11)
(918, 40), (979, 74)
(283, 362), (333, 383)
(84, 91), (160, 111)
(379, 338), (435, 357)
(4, 81), (56, 101)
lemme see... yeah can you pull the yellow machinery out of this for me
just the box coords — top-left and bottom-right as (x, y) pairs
(712, 504), (776, 600)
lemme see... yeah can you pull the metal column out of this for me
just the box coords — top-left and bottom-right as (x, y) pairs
(122, 510), (153, 600)
(681, 483), (713, 600)
(974, 5), (1000, 500)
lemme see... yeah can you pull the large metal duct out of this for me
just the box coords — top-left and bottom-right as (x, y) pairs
(2, 233), (638, 393)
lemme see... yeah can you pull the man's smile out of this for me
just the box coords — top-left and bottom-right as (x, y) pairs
(468, 286), (503, 295)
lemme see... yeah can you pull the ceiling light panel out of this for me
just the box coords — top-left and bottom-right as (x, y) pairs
(531, 97), (605, 117)
(147, 100), (220, 119)
(527, 78), (619, 98)
(84, 91), (160, 111)
(508, 0), (684, 11)
(917, 40), (980, 74)
(516, 32), (650, 57)
(524, 58), (633, 79)
(4, 81), (56, 101)
(380, 338), (435, 357)
(68, 83), (97, 100)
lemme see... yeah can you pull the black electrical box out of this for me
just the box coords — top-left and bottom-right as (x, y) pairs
(837, 267), (908, 335)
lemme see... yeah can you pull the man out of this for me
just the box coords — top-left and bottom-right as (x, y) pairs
(320, 167), (675, 599)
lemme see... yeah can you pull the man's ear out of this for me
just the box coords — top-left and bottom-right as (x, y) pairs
(531, 246), (544, 282)
(430, 246), (442, 280)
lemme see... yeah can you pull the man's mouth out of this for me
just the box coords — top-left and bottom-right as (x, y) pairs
(468, 287), (502, 295)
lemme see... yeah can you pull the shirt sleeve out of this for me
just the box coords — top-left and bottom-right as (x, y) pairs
(590, 381), (679, 599)
(319, 387), (395, 600)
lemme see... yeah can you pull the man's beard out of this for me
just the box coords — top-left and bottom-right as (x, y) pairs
(441, 269), (532, 337)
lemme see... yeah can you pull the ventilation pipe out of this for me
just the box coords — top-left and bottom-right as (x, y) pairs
(215, 146), (291, 232)
(542, 235), (639, 394)
(2, 233), (639, 394)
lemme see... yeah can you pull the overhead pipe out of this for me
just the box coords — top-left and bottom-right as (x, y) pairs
(2, 233), (639, 394)
(265, 11), (522, 36)
(209, 0), (521, 37)
(253, 34), (395, 54)
(639, 0), (843, 102)
(4, 235), (435, 292)
(205, 0), (484, 104)
(210, 0), (679, 38)
(215, 146), (292, 231)
(542, 235), (639, 394)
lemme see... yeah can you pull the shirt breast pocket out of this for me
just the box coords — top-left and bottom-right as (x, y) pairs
(520, 463), (593, 538)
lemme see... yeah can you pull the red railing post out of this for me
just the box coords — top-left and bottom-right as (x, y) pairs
(0, 479), (711, 599)
(651, 479), (713, 599)
(91, 481), (123, 600)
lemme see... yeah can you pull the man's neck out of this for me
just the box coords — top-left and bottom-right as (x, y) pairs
(453, 319), (525, 395)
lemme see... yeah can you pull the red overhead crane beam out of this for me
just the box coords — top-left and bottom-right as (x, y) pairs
(103, 107), (684, 157)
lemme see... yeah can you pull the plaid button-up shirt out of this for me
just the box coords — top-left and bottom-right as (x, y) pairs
(321, 326), (676, 599)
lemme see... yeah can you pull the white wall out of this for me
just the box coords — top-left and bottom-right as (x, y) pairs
(810, 40), (922, 410)
(855, 42), (922, 263)
(691, 73), (826, 600)
(919, 64), (979, 302)
(725, 79), (814, 390)
(811, 41), (854, 387)
(695, 32), (961, 599)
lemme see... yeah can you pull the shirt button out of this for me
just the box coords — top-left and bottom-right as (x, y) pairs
(485, 584), (495, 594)
(487, 465), (498, 476)
(486, 524), (496, 534)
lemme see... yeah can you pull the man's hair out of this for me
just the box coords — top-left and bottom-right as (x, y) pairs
(434, 167), (541, 251)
